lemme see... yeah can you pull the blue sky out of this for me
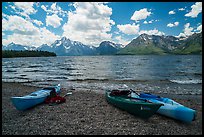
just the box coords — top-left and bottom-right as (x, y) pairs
(2, 2), (202, 47)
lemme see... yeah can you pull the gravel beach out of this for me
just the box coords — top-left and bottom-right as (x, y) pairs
(2, 82), (202, 135)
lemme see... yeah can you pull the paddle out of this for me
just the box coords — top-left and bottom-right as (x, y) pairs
(63, 92), (72, 97)
(130, 89), (140, 96)
(129, 89), (153, 103)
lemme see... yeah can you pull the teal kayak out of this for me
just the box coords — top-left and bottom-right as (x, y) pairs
(105, 90), (163, 119)
(138, 92), (196, 123)
(11, 84), (61, 111)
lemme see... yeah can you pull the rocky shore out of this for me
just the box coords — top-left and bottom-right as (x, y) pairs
(2, 82), (202, 135)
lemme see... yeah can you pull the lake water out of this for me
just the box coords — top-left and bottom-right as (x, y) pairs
(2, 55), (202, 95)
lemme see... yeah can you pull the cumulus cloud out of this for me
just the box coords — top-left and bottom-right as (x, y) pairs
(2, 15), (60, 47)
(131, 8), (151, 22)
(33, 19), (43, 26)
(9, 5), (16, 11)
(46, 14), (62, 28)
(139, 28), (165, 36)
(51, 2), (57, 11)
(35, 2), (40, 7)
(176, 33), (186, 38)
(41, 5), (47, 11)
(114, 36), (130, 46)
(178, 8), (185, 11)
(143, 21), (148, 24)
(143, 19), (155, 24)
(117, 23), (140, 35)
(185, 2), (202, 18)
(148, 20), (153, 24)
(41, 3), (68, 17)
(2, 13), (9, 19)
(183, 23), (194, 36)
(196, 24), (202, 33)
(13, 2), (37, 17)
(169, 10), (175, 15)
(177, 23), (194, 37)
(167, 21), (179, 27)
(167, 23), (174, 27)
(62, 2), (115, 46)
(2, 32), (5, 37)
(10, 2), (45, 27)
(2, 15), (39, 35)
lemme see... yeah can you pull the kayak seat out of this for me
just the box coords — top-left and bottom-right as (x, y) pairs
(130, 92), (140, 98)
(163, 98), (174, 105)
(30, 94), (37, 96)
(43, 87), (56, 91)
(110, 89), (131, 96)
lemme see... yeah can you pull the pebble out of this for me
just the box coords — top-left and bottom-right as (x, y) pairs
(2, 82), (202, 135)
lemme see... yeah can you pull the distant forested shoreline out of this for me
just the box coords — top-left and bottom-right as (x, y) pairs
(2, 50), (56, 58)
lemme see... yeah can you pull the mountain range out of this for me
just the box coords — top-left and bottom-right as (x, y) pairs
(3, 42), (36, 51)
(37, 37), (96, 56)
(2, 32), (202, 55)
(118, 32), (202, 55)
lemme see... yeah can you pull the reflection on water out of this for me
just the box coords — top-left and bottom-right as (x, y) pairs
(2, 55), (202, 95)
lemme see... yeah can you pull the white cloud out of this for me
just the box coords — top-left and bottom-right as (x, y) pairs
(62, 2), (114, 46)
(174, 22), (179, 26)
(13, 2), (37, 17)
(41, 3), (68, 17)
(183, 23), (194, 36)
(68, 2), (74, 7)
(167, 21), (179, 27)
(114, 36), (130, 46)
(143, 20), (154, 24)
(3, 29), (60, 47)
(139, 28), (165, 36)
(176, 33), (186, 38)
(41, 5), (47, 11)
(50, 2), (67, 16)
(2, 15), (60, 47)
(148, 20), (153, 24)
(9, 5), (16, 11)
(39, 27), (60, 45)
(35, 2), (40, 7)
(177, 23), (194, 37)
(46, 14), (62, 28)
(167, 23), (174, 27)
(2, 15), (39, 35)
(51, 3), (57, 11)
(196, 24), (202, 33)
(114, 31), (120, 35)
(2, 13), (9, 19)
(117, 23), (140, 35)
(185, 2), (202, 18)
(169, 10), (175, 15)
(131, 8), (151, 22)
(2, 32), (5, 37)
(33, 19), (43, 26)
(143, 21), (148, 24)
(178, 8), (185, 11)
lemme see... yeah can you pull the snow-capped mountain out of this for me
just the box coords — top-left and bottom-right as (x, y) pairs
(2, 42), (35, 51)
(3, 32), (201, 55)
(37, 37), (96, 56)
(96, 41), (124, 55)
(118, 32), (202, 55)
(127, 33), (180, 51)
(36, 44), (53, 52)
